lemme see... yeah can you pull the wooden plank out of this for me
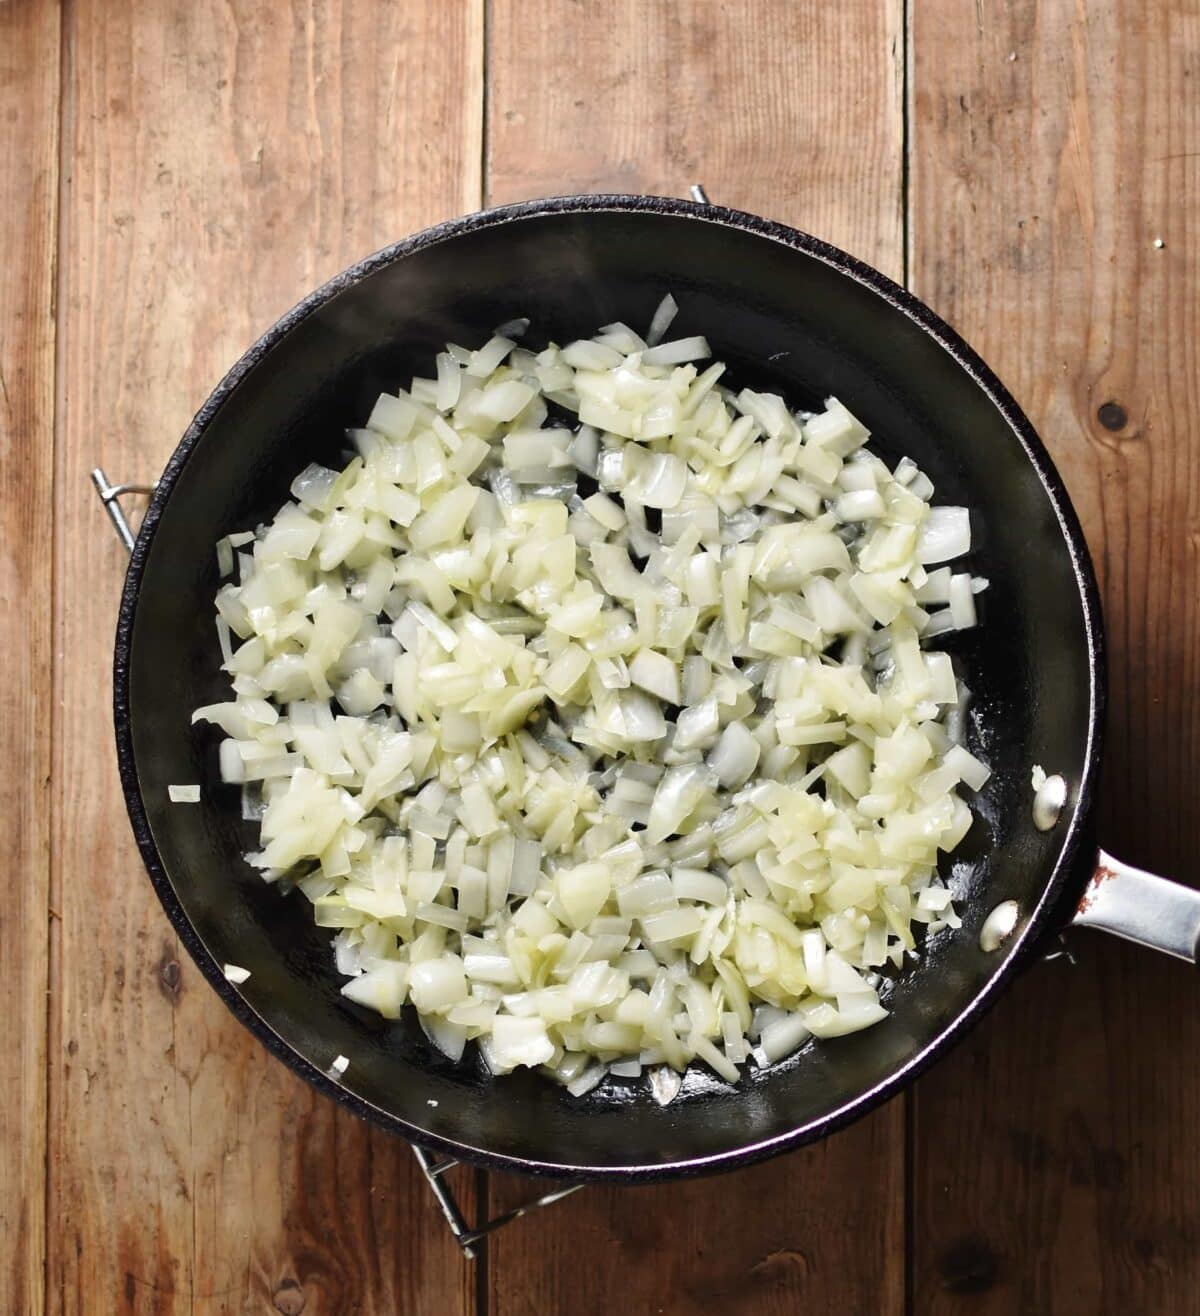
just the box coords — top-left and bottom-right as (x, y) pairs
(910, 1), (1200, 1311)
(484, 3), (907, 1310)
(486, 1119), (903, 1316)
(49, 2), (482, 1312)
(486, 0), (904, 275)
(0, 2), (60, 1312)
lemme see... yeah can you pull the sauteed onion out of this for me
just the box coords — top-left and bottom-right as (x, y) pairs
(194, 298), (988, 1088)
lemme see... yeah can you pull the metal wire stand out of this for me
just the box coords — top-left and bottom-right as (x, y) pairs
(91, 468), (156, 549)
(411, 1149), (583, 1259)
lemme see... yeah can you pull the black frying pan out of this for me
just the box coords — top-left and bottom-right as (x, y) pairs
(112, 194), (1200, 1181)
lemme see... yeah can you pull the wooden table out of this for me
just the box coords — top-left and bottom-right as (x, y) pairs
(4, 0), (1197, 1311)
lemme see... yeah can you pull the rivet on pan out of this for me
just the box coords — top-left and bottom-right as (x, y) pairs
(1031, 767), (1068, 831)
(979, 900), (1020, 953)
(649, 1066), (683, 1107)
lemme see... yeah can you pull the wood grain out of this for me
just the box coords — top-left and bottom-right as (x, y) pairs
(486, 1120), (903, 1316)
(484, 2), (907, 1309)
(15, 0), (1195, 1311)
(0, 2), (60, 1312)
(487, 0), (905, 274)
(910, 1), (1200, 1311)
(48, 2), (482, 1312)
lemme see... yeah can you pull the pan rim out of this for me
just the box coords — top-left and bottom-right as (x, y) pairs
(113, 192), (1106, 1181)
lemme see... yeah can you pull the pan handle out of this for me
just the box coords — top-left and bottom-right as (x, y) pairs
(1071, 850), (1200, 963)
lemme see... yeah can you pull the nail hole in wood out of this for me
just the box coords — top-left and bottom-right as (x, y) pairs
(1097, 401), (1127, 432)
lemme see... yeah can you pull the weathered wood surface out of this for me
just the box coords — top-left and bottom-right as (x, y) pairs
(5, 0), (1196, 1310)
(48, 2), (481, 1311)
(0, 1), (61, 1312)
(485, 2), (907, 1309)
(909, 1), (1200, 1311)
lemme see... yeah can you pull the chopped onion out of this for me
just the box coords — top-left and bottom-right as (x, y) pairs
(917, 507), (971, 564)
(672, 867), (727, 905)
(467, 334), (516, 379)
(629, 649), (681, 705)
(943, 743), (991, 792)
(948, 572), (978, 630)
(617, 869), (676, 918)
(491, 1015), (555, 1068)
(835, 489), (887, 522)
(632, 453), (688, 510)
(646, 765), (717, 844)
(196, 309), (989, 1098)
(435, 353), (463, 412)
(755, 1013), (810, 1064)
(641, 336), (711, 367)
(646, 293), (679, 347)
(673, 699), (719, 751)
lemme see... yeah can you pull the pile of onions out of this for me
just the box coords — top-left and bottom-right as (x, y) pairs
(195, 297), (988, 1091)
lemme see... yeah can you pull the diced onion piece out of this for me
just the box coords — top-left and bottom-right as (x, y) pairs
(640, 907), (705, 944)
(835, 489), (886, 522)
(583, 492), (626, 532)
(368, 393), (417, 441)
(673, 699), (719, 751)
(672, 868), (727, 905)
(756, 1013), (810, 1064)
(617, 870), (676, 918)
(646, 765), (717, 844)
(408, 957), (468, 1013)
(943, 744), (991, 792)
(804, 397), (870, 455)
(641, 336), (710, 367)
(557, 862), (613, 929)
(629, 649), (680, 705)
(707, 722), (760, 789)
(340, 961), (407, 1017)
(948, 573), (978, 630)
(491, 1015), (556, 1069)
(633, 453), (688, 509)
(478, 378), (535, 423)
(435, 352), (463, 412)
(566, 1063), (607, 1096)
(917, 507), (971, 564)
(646, 293), (679, 346)
(467, 334), (516, 378)
(545, 644), (590, 699)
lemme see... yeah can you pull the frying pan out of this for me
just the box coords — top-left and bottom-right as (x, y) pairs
(111, 193), (1200, 1182)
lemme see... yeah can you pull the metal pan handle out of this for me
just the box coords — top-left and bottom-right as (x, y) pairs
(1072, 851), (1200, 964)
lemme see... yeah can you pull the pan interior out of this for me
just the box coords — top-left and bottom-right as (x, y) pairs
(121, 200), (1099, 1176)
